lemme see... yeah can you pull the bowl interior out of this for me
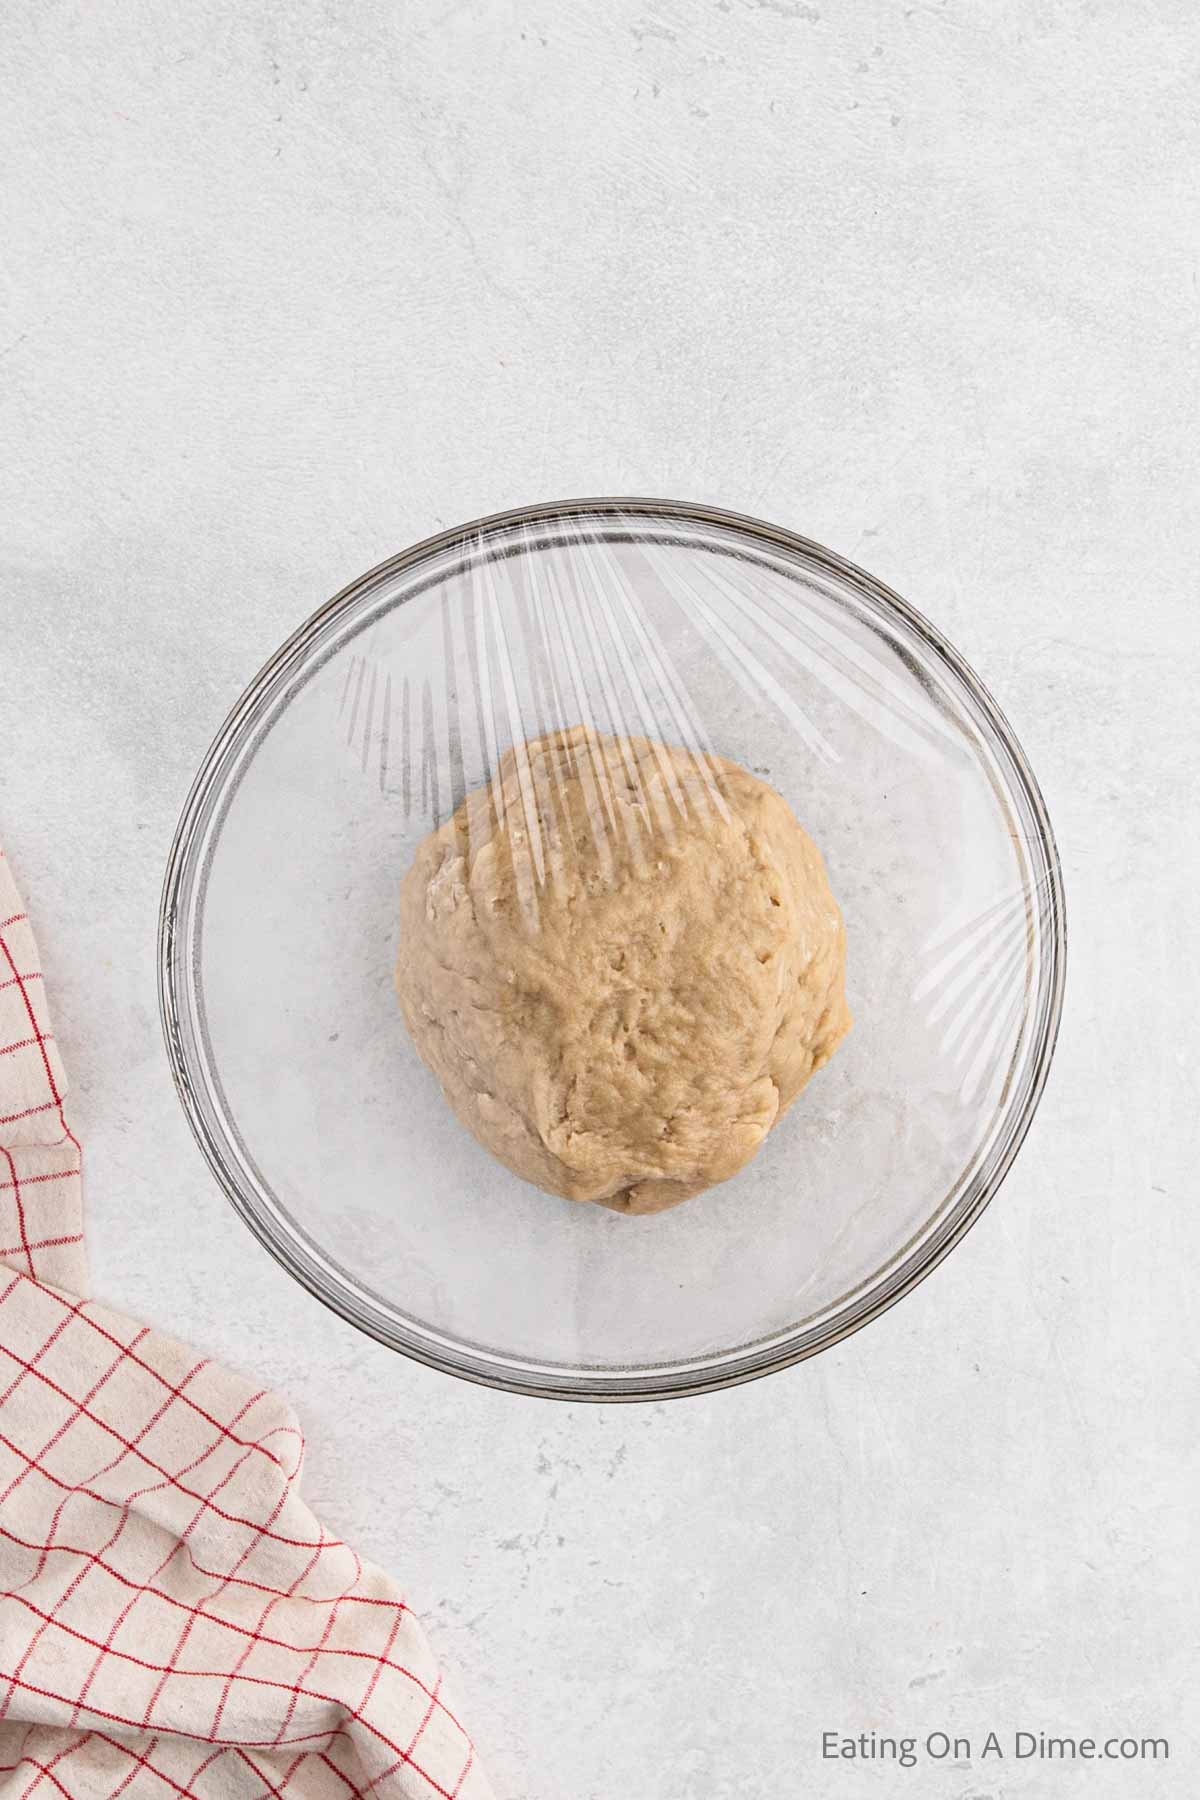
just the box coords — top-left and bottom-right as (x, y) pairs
(165, 502), (1061, 1397)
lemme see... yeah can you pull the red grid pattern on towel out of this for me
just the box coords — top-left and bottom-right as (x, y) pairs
(0, 849), (491, 1799)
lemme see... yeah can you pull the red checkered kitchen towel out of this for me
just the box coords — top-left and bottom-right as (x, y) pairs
(0, 848), (493, 1799)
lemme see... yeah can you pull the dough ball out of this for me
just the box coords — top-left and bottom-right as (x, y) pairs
(394, 727), (851, 1214)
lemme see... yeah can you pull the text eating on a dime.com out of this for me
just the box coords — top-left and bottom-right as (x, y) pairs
(820, 1728), (1169, 1769)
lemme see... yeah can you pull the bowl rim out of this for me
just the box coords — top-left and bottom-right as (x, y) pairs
(158, 495), (1067, 1402)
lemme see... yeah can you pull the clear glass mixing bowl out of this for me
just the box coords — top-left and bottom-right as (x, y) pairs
(159, 499), (1065, 1400)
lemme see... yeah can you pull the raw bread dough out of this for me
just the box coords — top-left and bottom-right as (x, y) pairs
(394, 727), (851, 1214)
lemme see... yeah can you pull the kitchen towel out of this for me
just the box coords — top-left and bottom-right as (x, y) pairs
(0, 847), (493, 1798)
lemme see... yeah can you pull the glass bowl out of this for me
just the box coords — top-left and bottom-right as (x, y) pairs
(159, 499), (1065, 1401)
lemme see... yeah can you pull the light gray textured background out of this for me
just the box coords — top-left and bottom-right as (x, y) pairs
(2, 3), (1198, 1796)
